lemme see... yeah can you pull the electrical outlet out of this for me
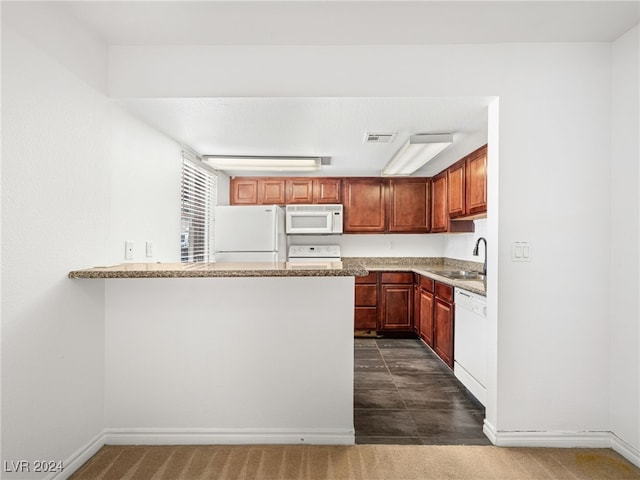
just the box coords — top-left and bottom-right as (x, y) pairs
(125, 241), (135, 260)
(146, 241), (153, 258)
(389, 240), (395, 250)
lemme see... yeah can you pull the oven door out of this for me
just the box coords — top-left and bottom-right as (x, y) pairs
(285, 211), (333, 234)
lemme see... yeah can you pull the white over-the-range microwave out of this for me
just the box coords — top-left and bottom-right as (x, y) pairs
(285, 204), (343, 235)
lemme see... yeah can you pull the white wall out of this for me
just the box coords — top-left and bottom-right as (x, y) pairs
(610, 25), (640, 454)
(1, 8), (189, 477)
(444, 219), (488, 263)
(108, 41), (624, 446)
(1, 24), (109, 477)
(105, 277), (354, 444)
(108, 105), (182, 264)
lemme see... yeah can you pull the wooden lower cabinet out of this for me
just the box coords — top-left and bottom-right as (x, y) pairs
(354, 272), (454, 364)
(354, 272), (378, 330)
(379, 272), (414, 331)
(419, 287), (435, 348)
(432, 282), (454, 369)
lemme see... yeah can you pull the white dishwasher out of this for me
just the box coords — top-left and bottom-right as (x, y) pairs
(454, 288), (488, 406)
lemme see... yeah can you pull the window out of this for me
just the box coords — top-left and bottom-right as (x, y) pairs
(181, 152), (216, 262)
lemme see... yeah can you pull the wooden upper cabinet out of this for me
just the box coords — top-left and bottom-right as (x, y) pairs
(343, 178), (386, 233)
(447, 145), (488, 218)
(313, 178), (341, 204)
(258, 178), (286, 205)
(230, 178), (259, 205)
(285, 178), (314, 204)
(447, 160), (466, 218)
(466, 146), (488, 215)
(431, 172), (448, 233)
(388, 178), (431, 233)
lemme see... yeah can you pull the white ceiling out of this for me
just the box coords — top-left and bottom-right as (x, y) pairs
(63, 1), (639, 45)
(58, 1), (638, 177)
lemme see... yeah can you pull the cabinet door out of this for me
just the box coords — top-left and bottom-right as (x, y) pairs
(343, 179), (386, 233)
(379, 284), (413, 331)
(258, 179), (286, 205)
(466, 146), (487, 215)
(413, 284), (420, 334)
(447, 160), (466, 218)
(431, 172), (448, 233)
(230, 178), (259, 205)
(433, 298), (454, 368)
(388, 178), (430, 233)
(286, 178), (314, 204)
(313, 178), (341, 204)
(419, 289), (435, 348)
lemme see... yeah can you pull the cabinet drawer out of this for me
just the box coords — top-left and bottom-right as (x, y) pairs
(434, 281), (453, 302)
(355, 284), (378, 306)
(419, 275), (434, 292)
(355, 271), (378, 284)
(355, 307), (377, 329)
(381, 272), (413, 284)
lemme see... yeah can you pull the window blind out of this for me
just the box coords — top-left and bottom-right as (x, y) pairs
(181, 153), (216, 262)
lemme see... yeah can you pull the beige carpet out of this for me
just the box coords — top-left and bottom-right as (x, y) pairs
(69, 445), (640, 480)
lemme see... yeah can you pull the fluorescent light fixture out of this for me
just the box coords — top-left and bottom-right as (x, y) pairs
(382, 133), (453, 176)
(203, 155), (322, 172)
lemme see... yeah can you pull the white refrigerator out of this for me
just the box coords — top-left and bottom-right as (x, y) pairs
(214, 205), (286, 262)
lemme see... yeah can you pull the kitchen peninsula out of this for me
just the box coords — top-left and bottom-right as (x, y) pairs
(69, 261), (366, 445)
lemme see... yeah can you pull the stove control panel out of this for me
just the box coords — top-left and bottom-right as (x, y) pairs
(288, 245), (341, 259)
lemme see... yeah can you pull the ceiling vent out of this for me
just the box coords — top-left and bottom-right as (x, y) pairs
(363, 132), (397, 144)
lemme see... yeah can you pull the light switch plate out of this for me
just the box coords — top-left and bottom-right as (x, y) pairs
(512, 241), (531, 262)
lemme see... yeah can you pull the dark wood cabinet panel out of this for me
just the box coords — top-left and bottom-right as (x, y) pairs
(434, 281), (453, 303)
(355, 308), (377, 330)
(356, 271), (378, 284)
(286, 178), (314, 204)
(447, 160), (466, 218)
(381, 272), (414, 284)
(433, 298), (454, 368)
(419, 288), (435, 348)
(258, 179), (286, 204)
(466, 146), (488, 215)
(313, 178), (341, 204)
(431, 172), (448, 233)
(354, 272), (378, 332)
(388, 178), (431, 233)
(343, 179), (386, 233)
(380, 284), (413, 331)
(355, 284), (377, 306)
(230, 178), (259, 205)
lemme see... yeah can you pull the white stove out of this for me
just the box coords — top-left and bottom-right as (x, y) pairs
(288, 245), (341, 262)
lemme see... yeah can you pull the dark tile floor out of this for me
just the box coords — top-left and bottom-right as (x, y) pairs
(354, 337), (491, 445)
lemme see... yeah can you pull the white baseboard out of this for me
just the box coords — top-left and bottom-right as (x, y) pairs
(48, 432), (105, 480)
(611, 433), (640, 469)
(103, 427), (355, 446)
(483, 420), (640, 468)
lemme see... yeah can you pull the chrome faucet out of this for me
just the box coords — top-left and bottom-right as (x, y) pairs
(473, 237), (487, 275)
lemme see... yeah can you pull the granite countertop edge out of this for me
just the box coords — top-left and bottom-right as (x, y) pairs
(68, 263), (368, 279)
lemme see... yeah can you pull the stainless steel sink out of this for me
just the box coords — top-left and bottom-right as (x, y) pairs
(437, 270), (486, 281)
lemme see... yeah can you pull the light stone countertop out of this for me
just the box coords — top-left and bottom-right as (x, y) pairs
(68, 261), (367, 279)
(68, 257), (486, 296)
